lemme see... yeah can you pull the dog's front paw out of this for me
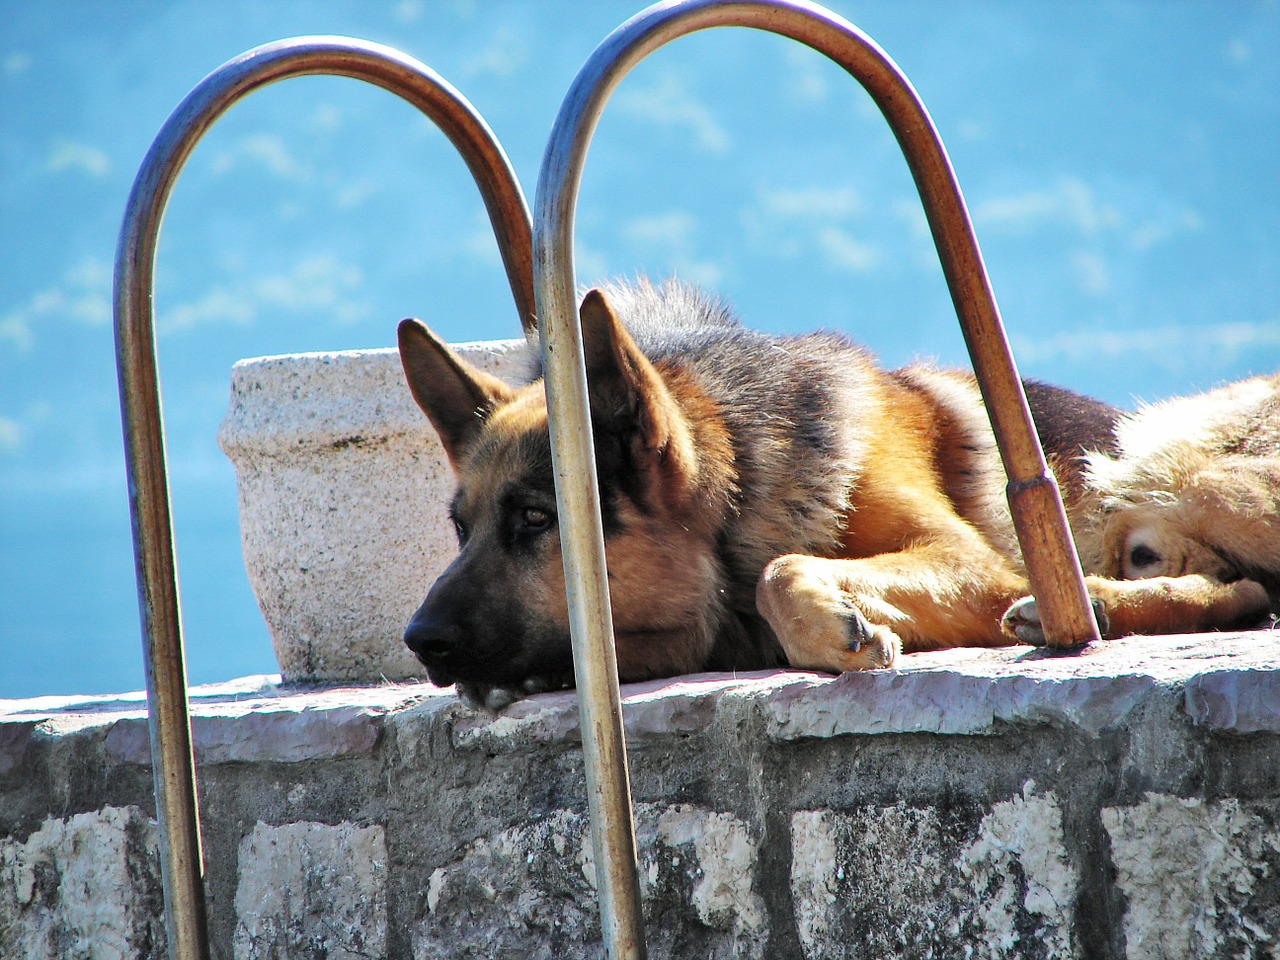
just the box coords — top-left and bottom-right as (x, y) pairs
(1001, 596), (1043, 646)
(1002, 595), (1109, 646)
(758, 554), (902, 672)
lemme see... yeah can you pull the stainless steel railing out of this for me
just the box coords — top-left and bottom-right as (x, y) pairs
(113, 37), (531, 960)
(114, 7), (1100, 960)
(533, 2), (1099, 955)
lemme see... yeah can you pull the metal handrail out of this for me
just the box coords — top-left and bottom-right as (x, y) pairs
(534, 2), (1103, 956)
(113, 37), (531, 960)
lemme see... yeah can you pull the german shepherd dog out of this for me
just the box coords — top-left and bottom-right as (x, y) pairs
(397, 280), (1268, 709)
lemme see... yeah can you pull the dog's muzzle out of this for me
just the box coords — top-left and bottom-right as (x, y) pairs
(403, 609), (463, 686)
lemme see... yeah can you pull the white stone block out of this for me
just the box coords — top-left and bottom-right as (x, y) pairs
(653, 804), (768, 944)
(1103, 793), (1280, 959)
(0, 806), (164, 960)
(790, 786), (1078, 959)
(233, 819), (389, 960)
(416, 803), (767, 960)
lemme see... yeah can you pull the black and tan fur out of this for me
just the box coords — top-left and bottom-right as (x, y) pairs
(397, 280), (1268, 707)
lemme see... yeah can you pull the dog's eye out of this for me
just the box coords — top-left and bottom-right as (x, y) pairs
(1128, 544), (1162, 570)
(452, 517), (469, 544)
(521, 507), (553, 532)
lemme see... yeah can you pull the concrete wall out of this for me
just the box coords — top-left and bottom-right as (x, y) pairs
(2, 632), (1278, 960)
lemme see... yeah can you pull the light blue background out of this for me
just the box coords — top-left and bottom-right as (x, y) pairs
(2, 1), (1277, 697)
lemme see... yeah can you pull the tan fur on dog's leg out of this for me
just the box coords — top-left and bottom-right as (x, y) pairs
(1004, 574), (1269, 643)
(758, 541), (1028, 674)
(1086, 574), (1269, 637)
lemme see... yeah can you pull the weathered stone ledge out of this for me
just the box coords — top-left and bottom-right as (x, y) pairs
(5, 631), (1274, 769)
(2, 631), (1278, 959)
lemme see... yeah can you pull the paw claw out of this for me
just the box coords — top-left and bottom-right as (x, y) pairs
(841, 602), (872, 651)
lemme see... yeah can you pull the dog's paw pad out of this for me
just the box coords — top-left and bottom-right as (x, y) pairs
(1002, 596), (1048, 646)
(1003, 596), (1108, 646)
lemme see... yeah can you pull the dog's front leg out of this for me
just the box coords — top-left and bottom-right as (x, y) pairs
(756, 554), (903, 672)
(1003, 573), (1269, 644)
(757, 545), (1025, 673)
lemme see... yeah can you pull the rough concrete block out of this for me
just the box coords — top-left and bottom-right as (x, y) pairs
(416, 802), (767, 960)
(233, 819), (389, 960)
(766, 633), (1280, 739)
(1184, 667), (1280, 733)
(790, 785), (1078, 960)
(105, 702), (386, 765)
(768, 669), (1127, 738)
(1103, 793), (1280, 959)
(414, 808), (596, 960)
(446, 671), (801, 754)
(0, 806), (164, 960)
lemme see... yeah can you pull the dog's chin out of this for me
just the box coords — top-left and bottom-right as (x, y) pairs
(423, 663), (457, 688)
(412, 645), (575, 713)
(452, 673), (575, 714)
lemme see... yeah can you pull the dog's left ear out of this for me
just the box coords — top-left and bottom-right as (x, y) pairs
(398, 317), (517, 469)
(579, 289), (698, 503)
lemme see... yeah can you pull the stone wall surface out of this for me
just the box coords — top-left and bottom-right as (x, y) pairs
(2, 632), (1278, 959)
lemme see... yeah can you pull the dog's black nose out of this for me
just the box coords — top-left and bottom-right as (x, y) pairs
(403, 613), (463, 665)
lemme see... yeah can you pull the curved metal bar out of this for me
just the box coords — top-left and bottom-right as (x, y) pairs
(114, 37), (532, 960)
(535, 2), (1102, 955)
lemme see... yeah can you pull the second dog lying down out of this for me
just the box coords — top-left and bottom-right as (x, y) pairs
(1008, 370), (1280, 639)
(397, 280), (1271, 709)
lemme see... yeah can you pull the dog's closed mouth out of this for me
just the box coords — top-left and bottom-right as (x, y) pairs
(408, 641), (574, 704)
(455, 674), (574, 713)
(422, 662), (457, 689)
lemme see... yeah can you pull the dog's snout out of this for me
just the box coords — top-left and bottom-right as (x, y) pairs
(403, 612), (462, 663)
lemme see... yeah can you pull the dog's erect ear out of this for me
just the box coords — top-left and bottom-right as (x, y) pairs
(398, 318), (516, 468)
(578, 289), (698, 502)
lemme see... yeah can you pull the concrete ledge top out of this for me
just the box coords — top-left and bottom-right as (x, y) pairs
(2, 632), (1277, 770)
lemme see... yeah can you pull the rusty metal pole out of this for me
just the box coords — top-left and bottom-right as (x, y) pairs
(535, 4), (1098, 951)
(114, 37), (532, 960)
